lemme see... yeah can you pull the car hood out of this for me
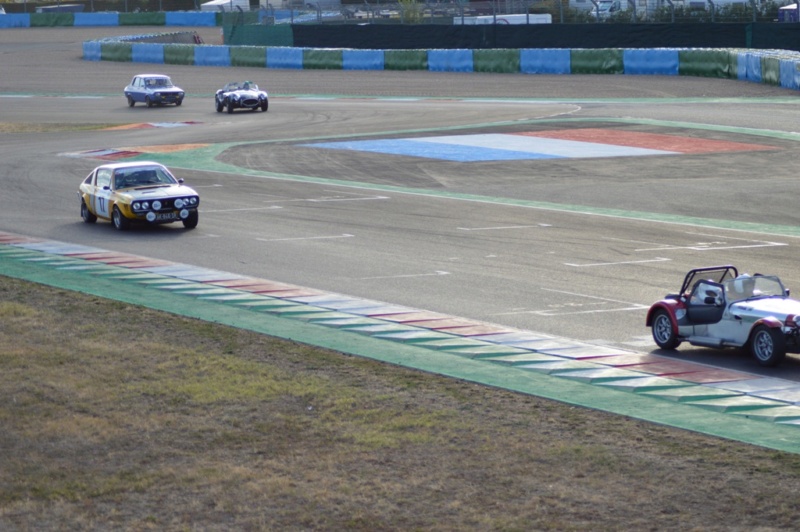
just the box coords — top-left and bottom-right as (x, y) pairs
(122, 185), (197, 199)
(730, 297), (800, 318)
(227, 90), (265, 97)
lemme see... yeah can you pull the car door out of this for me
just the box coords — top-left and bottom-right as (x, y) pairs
(129, 76), (144, 103)
(686, 280), (725, 325)
(92, 168), (113, 219)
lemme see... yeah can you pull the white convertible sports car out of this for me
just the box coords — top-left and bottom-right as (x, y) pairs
(215, 81), (269, 113)
(646, 265), (800, 366)
(78, 161), (199, 231)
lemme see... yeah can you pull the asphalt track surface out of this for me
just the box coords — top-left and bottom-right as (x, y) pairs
(5, 27), (800, 449)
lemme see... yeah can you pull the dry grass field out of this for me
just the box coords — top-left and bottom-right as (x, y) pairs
(2, 274), (800, 530)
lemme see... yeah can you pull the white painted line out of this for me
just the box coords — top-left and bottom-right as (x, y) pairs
(359, 270), (450, 280)
(257, 234), (354, 242)
(565, 257), (671, 267)
(307, 195), (388, 202)
(493, 288), (649, 317)
(201, 206), (283, 213)
(458, 224), (549, 231)
(635, 231), (788, 252)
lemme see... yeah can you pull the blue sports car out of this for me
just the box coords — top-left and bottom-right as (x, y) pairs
(124, 74), (185, 108)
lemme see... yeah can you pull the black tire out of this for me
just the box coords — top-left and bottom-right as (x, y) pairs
(651, 310), (681, 350)
(175, 99), (182, 107)
(182, 210), (199, 229)
(261, 100), (269, 112)
(112, 206), (130, 231)
(145, 96), (153, 108)
(127, 96), (135, 108)
(227, 100), (234, 114)
(216, 98), (223, 113)
(80, 200), (97, 224)
(749, 325), (786, 367)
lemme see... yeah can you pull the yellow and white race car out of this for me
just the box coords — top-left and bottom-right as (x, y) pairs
(78, 161), (199, 231)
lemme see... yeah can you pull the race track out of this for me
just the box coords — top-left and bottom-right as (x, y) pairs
(4, 27), (800, 384)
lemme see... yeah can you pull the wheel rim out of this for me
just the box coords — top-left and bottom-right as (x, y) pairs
(653, 314), (672, 344)
(753, 330), (774, 361)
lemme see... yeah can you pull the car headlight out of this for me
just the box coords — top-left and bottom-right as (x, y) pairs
(152, 200), (162, 210)
(174, 198), (184, 209)
(141, 201), (149, 210)
(189, 197), (198, 205)
(133, 201), (141, 210)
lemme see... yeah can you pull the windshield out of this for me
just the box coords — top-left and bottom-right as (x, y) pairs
(114, 166), (177, 189)
(724, 275), (785, 302)
(146, 78), (172, 88)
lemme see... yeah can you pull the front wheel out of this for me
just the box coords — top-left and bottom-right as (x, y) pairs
(651, 310), (680, 350)
(145, 96), (153, 108)
(81, 200), (97, 224)
(261, 100), (269, 112)
(227, 100), (234, 114)
(112, 206), (130, 231)
(749, 325), (786, 367)
(175, 99), (182, 107)
(216, 99), (223, 113)
(182, 210), (199, 229)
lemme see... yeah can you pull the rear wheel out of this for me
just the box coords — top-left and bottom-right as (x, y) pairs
(182, 210), (199, 229)
(80, 200), (97, 224)
(127, 96), (135, 107)
(651, 310), (680, 350)
(749, 325), (786, 367)
(112, 206), (130, 231)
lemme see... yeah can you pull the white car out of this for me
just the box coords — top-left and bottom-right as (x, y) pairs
(215, 81), (269, 113)
(647, 265), (800, 366)
(77, 161), (199, 231)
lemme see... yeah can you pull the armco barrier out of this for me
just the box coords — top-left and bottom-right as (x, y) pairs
(231, 46), (268, 68)
(474, 49), (520, 74)
(571, 48), (624, 75)
(80, 33), (800, 93)
(384, 50), (427, 71)
(164, 43), (195, 65)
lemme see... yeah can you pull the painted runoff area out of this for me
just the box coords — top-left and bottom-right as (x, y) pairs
(5, 231), (800, 454)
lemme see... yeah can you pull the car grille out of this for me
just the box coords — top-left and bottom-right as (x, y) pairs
(242, 98), (259, 107)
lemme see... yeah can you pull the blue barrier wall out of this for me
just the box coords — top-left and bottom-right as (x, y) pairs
(0, 14), (30, 28)
(194, 45), (231, 66)
(74, 13), (119, 26)
(343, 49), (384, 71)
(165, 12), (217, 27)
(266, 47), (303, 69)
(132, 43), (165, 64)
(429, 49), (474, 73)
(520, 49), (570, 74)
(623, 49), (679, 76)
